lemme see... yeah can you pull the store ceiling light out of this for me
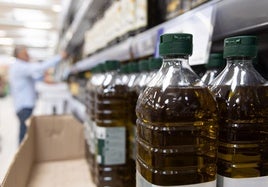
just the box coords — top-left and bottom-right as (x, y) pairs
(8, 0), (49, 6)
(0, 30), (6, 37)
(24, 22), (53, 29)
(52, 4), (62, 12)
(13, 8), (48, 22)
(0, 37), (14, 45)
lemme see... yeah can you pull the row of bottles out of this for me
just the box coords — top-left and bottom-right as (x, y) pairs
(85, 57), (163, 187)
(84, 0), (211, 56)
(211, 36), (268, 186)
(136, 33), (219, 186)
(136, 34), (268, 187)
(85, 33), (268, 187)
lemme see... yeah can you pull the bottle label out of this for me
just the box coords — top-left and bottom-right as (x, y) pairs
(96, 126), (126, 165)
(217, 175), (268, 187)
(137, 172), (216, 187)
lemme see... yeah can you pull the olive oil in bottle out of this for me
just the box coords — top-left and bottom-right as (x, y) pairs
(134, 59), (150, 94)
(125, 62), (140, 187)
(85, 64), (105, 181)
(136, 33), (218, 186)
(210, 36), (268, 187)
(95, 60), (132, 187)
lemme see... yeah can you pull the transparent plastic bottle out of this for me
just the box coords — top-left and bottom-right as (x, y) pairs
(84, 66), (95, 169)
(145, 57), (162, 84)
(134, 59), (150, 94)
(201, 53), (224, 85)
(95, 60), (132, 187)
(85, 64), (106, 181)
(127, 62), (140, 161)
(123, 62), (140, 187)
(210, 36), (268, 187)
(136, 33), (218, 186)
(119, 64), (129, 85)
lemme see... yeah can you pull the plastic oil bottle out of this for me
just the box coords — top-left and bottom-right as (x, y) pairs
(85, 64), (105, 180)
(84, 66), (95, 168)
(126, 62), (140, 182)
(210, 36), (268, 187)
(119, 64), (129, 85)
(136, 33), (219, 186)
(145, 57), (163, 84)
(127, 62), (140, 161)
(134, 59), (150, 94)
(201, 53), (224, 85)
(95, 60), (132, 187)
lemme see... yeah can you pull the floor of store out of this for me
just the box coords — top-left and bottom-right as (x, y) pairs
(0, 96), (19, 183)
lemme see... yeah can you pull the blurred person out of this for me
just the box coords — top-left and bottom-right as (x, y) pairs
(9, 46), (68, 144)
(0, 75), (6, 97)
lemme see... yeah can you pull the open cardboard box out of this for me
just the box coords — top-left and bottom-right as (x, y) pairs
(2, 115), (95, 187)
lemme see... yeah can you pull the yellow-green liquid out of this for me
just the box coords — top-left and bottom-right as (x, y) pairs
(128, 90), (139, 184)
(95, 85), (134, 187)
(212, 85), (268, 178)
(136, 87), (218, 185)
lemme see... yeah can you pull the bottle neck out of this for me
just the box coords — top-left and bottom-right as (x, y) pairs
(103, 70), (119, 87)
(147, 55), (201, 88)
(226, 57), (254, 67)
(210, 56), (266, 86)
(162, 55), (195, 73)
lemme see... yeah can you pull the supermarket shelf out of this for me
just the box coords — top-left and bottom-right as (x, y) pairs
(72, 38), (133, 73)
(212, 0), (268, 41)
(71, 0), (219, 73)
(64, 0), (268, 74)
(60, 0), (110, 51)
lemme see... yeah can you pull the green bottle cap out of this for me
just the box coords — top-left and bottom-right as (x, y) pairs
(205, 53), (224, 69)
(94, 64), (102, 73)
(95, 66), (100, 73)
(128, 62), (139, 73)
(159, 33), (193, 56)
(223, 36), (257, 58)
(139, 60), (149, 72)
(105, 60), (120, 71)
(119, 64), (129, 74)
(90, 67), (96, 74)
(149, 58), (162, 70)
(99, 63), (105, 73)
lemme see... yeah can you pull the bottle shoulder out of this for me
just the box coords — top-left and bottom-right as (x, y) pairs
(136, 86), (217, 123)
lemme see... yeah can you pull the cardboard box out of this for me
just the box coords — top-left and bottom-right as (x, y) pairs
(2, 115), (95, 187)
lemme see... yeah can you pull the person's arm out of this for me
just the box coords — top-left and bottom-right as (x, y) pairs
(27, 55), (62, 77)
(21, 52), (68, 78)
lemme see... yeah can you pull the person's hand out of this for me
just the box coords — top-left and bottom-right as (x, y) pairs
(60, 51), (69, 60)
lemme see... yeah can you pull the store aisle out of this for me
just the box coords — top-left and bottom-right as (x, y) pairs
(0, 96), (19, 183)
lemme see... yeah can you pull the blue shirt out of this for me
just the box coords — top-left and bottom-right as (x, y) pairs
(9, 56), (62, 112)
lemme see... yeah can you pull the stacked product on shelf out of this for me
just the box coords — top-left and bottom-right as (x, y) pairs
(94, 60), (134, 187)
(164, 0), (210, 20)
(133, 59), (150, 93)
(84, 0), (147, 55)
(79, 34), (268, 187)
(83, 57), (164, 187)
(145, 57), (163, 84)
(83, 0), (210, 56)
(126, 62), (140, 171)
(85, 63), (106, 183)
(210, 36), (268, 187)
(136, 33), (219, 186)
